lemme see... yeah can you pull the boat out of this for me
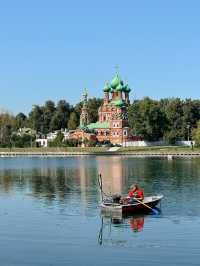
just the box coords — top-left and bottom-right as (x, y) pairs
(101, 195), (163, 215)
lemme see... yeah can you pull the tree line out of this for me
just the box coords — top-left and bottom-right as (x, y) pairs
(128, 97), (200, 144)
(0, 98), (103, 147)
(0, 97), (200, 147)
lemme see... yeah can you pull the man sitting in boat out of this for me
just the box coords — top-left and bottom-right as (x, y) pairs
(120, 184), (144, 204)
(129, 185), (144, 201)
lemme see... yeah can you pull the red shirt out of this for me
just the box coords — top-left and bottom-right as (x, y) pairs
(129, 189), (137, 197)
(129, 189), (144, 200)
(137, 190), (144, 200)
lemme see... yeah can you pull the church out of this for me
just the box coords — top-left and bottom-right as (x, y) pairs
(70, 73), (142, 146)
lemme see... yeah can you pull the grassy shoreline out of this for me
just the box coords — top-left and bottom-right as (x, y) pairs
(0, 147), (108, 153)
(118, 146), (199, 153)
(0, 146), (199, 155)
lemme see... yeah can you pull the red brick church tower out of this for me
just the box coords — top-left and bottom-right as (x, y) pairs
(87, 73), (134, 145)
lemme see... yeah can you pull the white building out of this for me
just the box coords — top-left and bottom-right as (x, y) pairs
(36, 129), (70, 147)
(36, 138), (48, 148)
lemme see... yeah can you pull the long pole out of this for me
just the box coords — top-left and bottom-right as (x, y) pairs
(98, 173), (104, 202)
(133, 197), (159, 215)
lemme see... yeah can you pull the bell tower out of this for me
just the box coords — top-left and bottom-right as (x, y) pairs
(80, 89), (90, 128)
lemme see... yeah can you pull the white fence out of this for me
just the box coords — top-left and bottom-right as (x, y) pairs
(123, 140), (195, 147)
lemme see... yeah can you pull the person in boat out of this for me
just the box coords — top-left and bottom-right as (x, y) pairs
(120, 184), (144, 204)
(129, 184), (144, 201)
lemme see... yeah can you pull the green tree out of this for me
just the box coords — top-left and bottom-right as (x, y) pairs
(87, 98), (103, 123)
(74, 97), (103, 125)
(68, 112), (79, 130)
(128, 97), (166, 141)
(11, 133), (36, 148)
(28, 105), (44, 132)
(63, 139), (78, 147)
(42, 100), (56, 133)
(50, 100), (72, 131)
(49, 132), (64, 147)
(192, 121), (200, 146)
(0, 112), (16, 147)
(15, 112), (27, 129)
(159, 98), (183, 142)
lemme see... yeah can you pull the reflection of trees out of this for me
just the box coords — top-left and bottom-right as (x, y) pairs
(0, 157), (200, 213)
(0, 163), (100, 206)
(0, 169), (28, 194)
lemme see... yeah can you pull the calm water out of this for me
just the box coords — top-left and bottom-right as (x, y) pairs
(0, 156), (200, 266)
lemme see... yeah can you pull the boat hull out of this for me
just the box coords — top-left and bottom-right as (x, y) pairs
(101, 195), (163, 216)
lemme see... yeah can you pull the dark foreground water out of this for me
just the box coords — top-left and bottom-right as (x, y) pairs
(0, 156), (200, 266)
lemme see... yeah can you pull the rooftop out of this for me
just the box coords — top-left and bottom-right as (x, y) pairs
(87, 122), (110, 130)
(103, 74), (131, 93)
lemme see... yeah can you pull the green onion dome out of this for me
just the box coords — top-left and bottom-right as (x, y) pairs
(123, 84), (131, 93)
(116, 83), (123, 91)
(103, 83), (111, 93)
(111, 74), (121, 88)
(113, 99), (125, 107)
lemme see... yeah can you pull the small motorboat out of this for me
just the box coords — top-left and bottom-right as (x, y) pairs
(101, 195), (163, 215)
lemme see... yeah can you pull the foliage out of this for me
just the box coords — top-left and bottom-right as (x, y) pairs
(68, 112), (79, 130)
(15, 112), (27, 129)
(28, 105), (44, 132)
(1, 96), (200, 148)
(11, 133), (36, 148)
(128, 97), (167, 141)
(49, 132), (64, 147)
(63, 139), (79, 147)
(28, 100), (72, 133)
(87, 98), (103, 123)
(83, 138), (97, 147)
(50, 100), (72, 131)
(192, 121), (200, 146)
(74, 97), (103, 124)
(0, 112), (16, 147)
(129, 97), (200, 142)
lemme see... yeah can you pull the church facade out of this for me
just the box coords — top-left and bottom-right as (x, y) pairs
(70, 74), (142, 146)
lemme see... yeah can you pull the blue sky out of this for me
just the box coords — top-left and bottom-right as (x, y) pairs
(0, 0), (199, 114)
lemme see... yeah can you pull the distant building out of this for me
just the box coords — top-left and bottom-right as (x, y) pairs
(70, 73), (143, 145)
(18, 127), (36, 136)
(36, 129), (70, 147)
(36, 138), (48, 147)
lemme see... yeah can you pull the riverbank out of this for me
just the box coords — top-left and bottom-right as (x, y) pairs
(0, 146), (200, 157)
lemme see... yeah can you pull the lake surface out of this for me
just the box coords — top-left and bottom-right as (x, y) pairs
(0, 156), (200, 266)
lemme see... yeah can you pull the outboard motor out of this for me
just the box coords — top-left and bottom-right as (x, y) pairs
(112, 194), (121, 204)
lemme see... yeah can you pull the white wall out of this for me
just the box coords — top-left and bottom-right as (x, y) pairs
(176, 141), (195, 146)
(36, 139), (48, 148)
(123, 140), (195, 147)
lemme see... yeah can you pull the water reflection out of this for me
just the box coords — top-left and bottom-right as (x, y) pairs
(1, 157), (200, 265)
(0, 157), (200, 216)
(97, 156), (128, 195)
(129, 216), (144, 232)
(98, 214), (146, 246)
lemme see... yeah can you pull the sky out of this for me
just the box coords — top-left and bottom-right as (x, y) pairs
(0, 0), (199, 114)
